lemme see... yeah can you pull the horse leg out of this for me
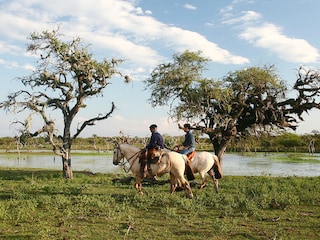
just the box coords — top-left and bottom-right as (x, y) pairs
(184, 180), (194, 199)
(214, 178), (219, 193)
(198, 171), (208, 189)
(177, 176), (193, 199)
(134, 176), (144, 195)
(170, 173), (177, 194)
(208, 170), (219, 193)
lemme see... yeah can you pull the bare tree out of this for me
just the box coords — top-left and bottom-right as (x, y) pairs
(0, 28), (129, 179)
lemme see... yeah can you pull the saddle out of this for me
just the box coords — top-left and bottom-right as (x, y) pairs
(186, 151), (196, 161)
(147, 148), (161, 163)
(139, 148), (161, 178)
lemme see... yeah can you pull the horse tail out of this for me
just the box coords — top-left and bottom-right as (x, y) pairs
(213, 155), (223, 179)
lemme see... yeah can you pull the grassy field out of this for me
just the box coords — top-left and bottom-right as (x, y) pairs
(0, 168), (319, 240)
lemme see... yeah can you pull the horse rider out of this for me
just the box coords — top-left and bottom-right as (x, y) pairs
(178, 123), (196, 156)
(140, 124), (164, 178)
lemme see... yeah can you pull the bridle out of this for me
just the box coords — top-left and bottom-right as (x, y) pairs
(114, 146), (125, 163)
(114, 145), (144, 173)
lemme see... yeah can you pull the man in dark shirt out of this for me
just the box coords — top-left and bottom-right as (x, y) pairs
(180, 123), (195, 155)
(140, 124), (164, 178)
(147, 124), (164, 150)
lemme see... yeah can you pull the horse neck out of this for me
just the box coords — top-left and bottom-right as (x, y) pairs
(120, 144), (140, 162)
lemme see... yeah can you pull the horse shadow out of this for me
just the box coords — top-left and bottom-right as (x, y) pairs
(112, 176), (169, 186)
(112, 176), (200, 191)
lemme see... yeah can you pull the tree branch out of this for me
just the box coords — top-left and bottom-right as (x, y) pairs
(73, 102), (116, 139)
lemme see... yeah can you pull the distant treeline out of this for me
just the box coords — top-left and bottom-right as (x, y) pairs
(0, 132), (319, 153)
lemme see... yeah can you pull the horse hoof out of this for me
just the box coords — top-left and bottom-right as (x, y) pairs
(188, 194), (194, 199)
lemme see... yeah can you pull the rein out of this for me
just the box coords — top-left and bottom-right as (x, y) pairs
(116, 147), (144, 173)
(164, 145), (175, 152)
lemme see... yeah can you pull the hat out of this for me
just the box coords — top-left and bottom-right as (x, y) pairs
(149, 124), (157, 129)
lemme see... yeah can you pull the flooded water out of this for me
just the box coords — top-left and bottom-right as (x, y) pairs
(222, 153), (320, 177)
(0, 151), (119, 174)
(0, 151), (319, 177)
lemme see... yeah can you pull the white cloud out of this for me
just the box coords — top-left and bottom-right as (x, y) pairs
(0, 0), (248, 72)
(0, 59), (19, 69)
(114, 115), (124, 121)
(135, 7), (143, 15)
(220, 5), (233, 14)
(83, 32), (164, 67)
(205, 22), (215, 27)
(223, 10), (319, 63)
(223, 11), (261, 25)
(22, 64), (35, 71)
(0, 41), (23, 55)
(165, 27), (249, 64)
(136, 67), (146, 73)
(239, 23), (319, 63)
(184, 4), (197, 10)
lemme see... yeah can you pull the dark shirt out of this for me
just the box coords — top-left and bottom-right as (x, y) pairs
(182, 131), (195, 148)
(147, 131), (164, 149)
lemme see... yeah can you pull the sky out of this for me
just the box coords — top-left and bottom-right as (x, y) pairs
(0, 0), (319, 138)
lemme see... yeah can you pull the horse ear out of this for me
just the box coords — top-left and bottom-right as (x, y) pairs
(112, 140), (119, 148)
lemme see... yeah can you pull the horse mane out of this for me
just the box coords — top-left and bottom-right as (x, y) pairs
(120, 142), (140, 151)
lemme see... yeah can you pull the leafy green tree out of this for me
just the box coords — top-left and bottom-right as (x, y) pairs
(144, 50), (320, 163)
(275, 133), (302, 152)
(0, 28), (129, 179)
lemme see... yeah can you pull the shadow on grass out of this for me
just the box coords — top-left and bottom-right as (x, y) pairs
(0, 169), (97, 197)
(112, 176), (170, 186)
(0, 169), (96, 181)
(111, 176), (201, 192)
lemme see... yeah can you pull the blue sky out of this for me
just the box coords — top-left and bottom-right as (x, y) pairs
(0, 0), (319, 138)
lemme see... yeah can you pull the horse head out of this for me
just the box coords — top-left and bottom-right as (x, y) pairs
(112, 142), (123, 165)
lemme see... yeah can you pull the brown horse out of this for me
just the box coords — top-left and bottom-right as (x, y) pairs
(113, 143), (194, 198)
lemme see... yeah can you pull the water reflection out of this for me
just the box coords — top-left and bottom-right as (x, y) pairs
(0, 152), (319, 176)
(0, 152), (119, 174)
(223, 153), (320, 177)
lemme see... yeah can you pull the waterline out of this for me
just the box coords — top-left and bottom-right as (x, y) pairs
(0, 151), (319, 176)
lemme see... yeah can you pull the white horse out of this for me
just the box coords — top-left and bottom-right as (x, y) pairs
(187, 151), (222, 193)
(113, 143), (194, 199)
(166, 148), (222, 193)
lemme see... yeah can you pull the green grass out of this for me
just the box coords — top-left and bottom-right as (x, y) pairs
(240, 152), (320, 163)
(0, 168), (319, 239)
(270, 153), (320, 163)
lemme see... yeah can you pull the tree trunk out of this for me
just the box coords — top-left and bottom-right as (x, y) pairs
(62, 124), (73, 179)
(212, 137), (232, 166)
(62, 152), (73, 179)
(207, 124), (237, 166)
